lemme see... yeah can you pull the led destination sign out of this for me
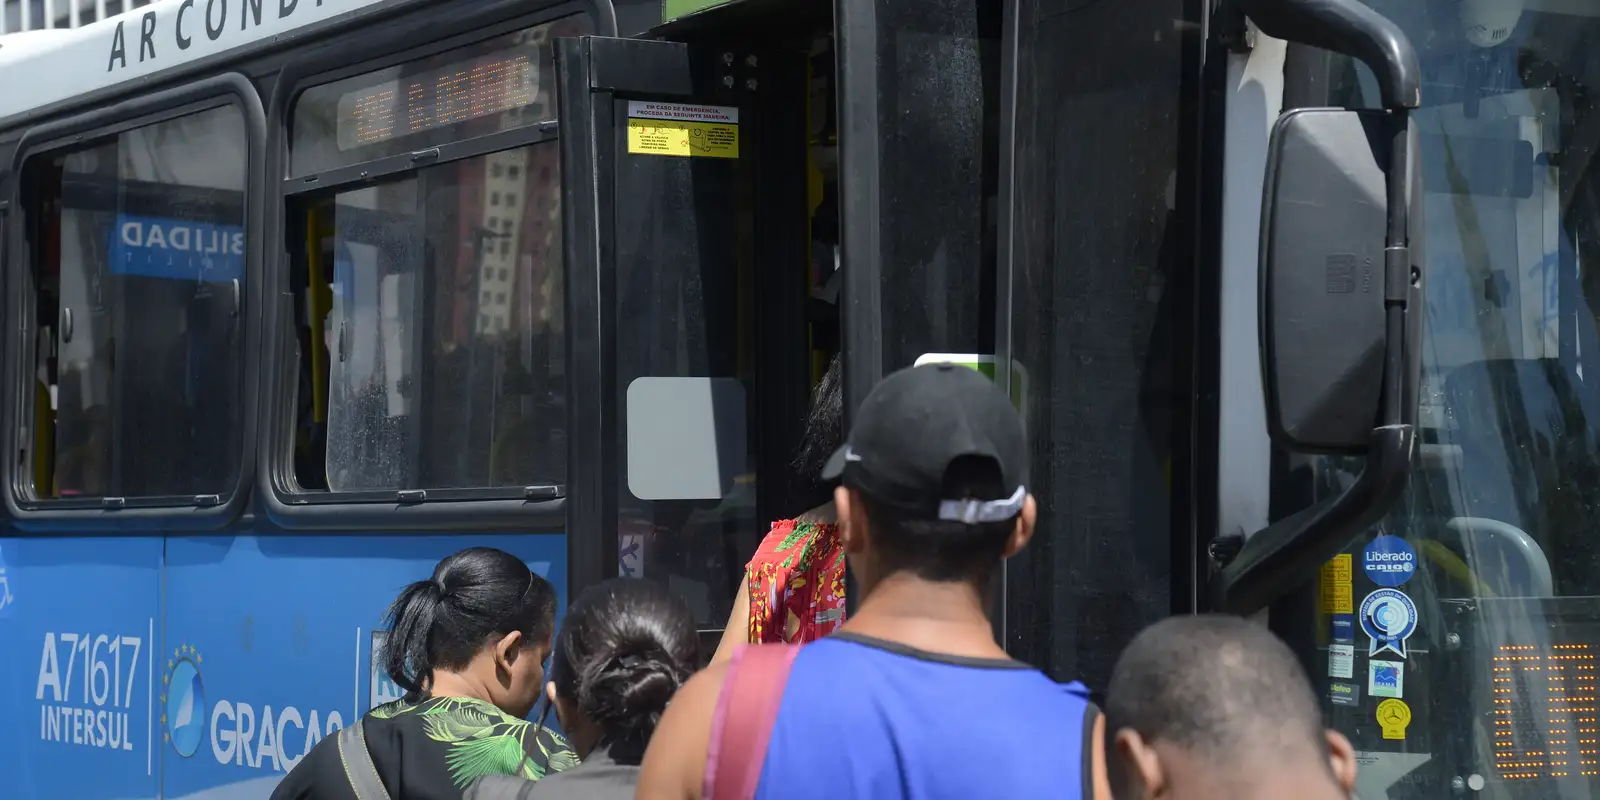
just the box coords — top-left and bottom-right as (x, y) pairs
(1491, 643), (1600, 782)
(336, 47), (539, 151)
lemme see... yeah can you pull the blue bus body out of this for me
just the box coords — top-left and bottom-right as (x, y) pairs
(0, 532), (564, 798)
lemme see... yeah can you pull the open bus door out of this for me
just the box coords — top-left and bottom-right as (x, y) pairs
(555, 34), (815, 651)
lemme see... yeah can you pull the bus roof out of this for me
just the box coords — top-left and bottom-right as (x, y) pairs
(0, 0), (402, 128)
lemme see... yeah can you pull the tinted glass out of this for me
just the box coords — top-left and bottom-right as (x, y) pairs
(1001, 0), (1194, 687)
(1283, 3), (1600, 796)
(24, 104), (247, 500)
(867, 0), (1000, 371)
(291, 16), (590, 176)
(322, 143), (565, 492)
(610, 97), (758, 628)
(612, 0), (663, 37)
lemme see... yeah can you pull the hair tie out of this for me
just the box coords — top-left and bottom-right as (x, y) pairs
(616, 655), (642, 669)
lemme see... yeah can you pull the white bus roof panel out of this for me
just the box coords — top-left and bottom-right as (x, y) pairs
(0, 0), (401, 125)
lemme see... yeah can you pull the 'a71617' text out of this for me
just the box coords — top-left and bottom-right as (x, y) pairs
(36, 632), (143, 750)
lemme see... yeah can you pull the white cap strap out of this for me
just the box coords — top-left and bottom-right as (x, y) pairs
(937, 485), (1026, 524)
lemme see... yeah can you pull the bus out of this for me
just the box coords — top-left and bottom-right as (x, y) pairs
(0, 0), (1591, 796)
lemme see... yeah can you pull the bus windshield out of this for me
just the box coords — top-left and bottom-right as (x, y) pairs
(1296, 1), (1600, 796)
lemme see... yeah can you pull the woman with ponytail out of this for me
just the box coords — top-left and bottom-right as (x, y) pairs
(468, 578), (698, 800)
(273, 547), (574, 799)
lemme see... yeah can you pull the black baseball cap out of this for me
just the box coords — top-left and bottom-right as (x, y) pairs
(821, 362), (1028, 523)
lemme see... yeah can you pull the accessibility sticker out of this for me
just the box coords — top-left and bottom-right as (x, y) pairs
(1363, 535), (1416, 587)
(1376, 698), (1411, 740)
(1360, 588), (1417, 658)
(1368, 659), (1403, 698)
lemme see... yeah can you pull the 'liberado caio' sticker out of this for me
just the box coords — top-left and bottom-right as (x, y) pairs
(1363, 534), (1416, 588)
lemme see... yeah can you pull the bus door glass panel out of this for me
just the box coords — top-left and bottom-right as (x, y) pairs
(859, 0), (1000, 371)
(613, 98), (755, 628)
(997, 0), (1191, 684)
(1283, 4), (1600, 797)
(27, 105), (246, 500)
(561, 37), (761, 626)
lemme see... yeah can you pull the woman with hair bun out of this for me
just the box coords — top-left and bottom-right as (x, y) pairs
(273, 547), (575, 800)
(478, 577), (698, 800)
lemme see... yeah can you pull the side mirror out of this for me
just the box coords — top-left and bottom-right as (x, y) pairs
(1212, 0), (1425, 615)
(1213, 106), (1423, 614)
(1260, 108), (1421, 454)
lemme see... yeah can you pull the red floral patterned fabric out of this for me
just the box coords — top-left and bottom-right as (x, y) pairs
(745, 519), (847, 644)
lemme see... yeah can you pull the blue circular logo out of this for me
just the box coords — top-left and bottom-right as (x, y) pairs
(1359, 588), (1417, 658)
(1363, 535), (1416, 587)
(164, 656), (205, 758)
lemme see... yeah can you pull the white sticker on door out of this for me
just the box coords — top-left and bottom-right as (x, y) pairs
(1328, 644), (1355, 679)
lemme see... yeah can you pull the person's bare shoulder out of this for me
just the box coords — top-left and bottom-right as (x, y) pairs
(710, 582), (751, 665)
(1089, 710), (1112, 800)
(635, 661), (730, 800)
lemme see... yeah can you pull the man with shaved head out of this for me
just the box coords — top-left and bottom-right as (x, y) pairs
(1105, 614), (1358, 799)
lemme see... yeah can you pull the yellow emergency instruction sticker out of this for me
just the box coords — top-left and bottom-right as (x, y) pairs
(1320, 554), (1354, 615)
(1376, 698), (1411, 740)
(625, 101), (739, 159)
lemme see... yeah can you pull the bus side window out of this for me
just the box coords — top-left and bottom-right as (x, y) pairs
(17, 105), (248, 503)
(283, 17), (584, 499)
(287, 147), (566, 495)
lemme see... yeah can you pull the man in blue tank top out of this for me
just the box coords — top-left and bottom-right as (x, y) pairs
(639, 363), (1111, 800)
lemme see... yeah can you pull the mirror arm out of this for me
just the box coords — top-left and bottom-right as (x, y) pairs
(1378, 113), (1415, 424)
(1230, 0), (1421, 111)
(1211, 424), (1414, 614)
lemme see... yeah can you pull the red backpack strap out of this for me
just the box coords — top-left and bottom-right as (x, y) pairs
(702, 643), (802, 800)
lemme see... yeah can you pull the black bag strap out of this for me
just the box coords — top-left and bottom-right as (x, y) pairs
(336, 721), (393, 800)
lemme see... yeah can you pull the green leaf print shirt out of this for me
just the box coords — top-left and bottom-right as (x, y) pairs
(271, 696), (578, 800)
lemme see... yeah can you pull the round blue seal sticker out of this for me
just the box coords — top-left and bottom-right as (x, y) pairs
(1363, 535), (1416, 587)
(1360, 588), (1417, 658)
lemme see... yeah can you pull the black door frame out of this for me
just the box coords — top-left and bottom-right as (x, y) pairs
(559, 34), (810, 604)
